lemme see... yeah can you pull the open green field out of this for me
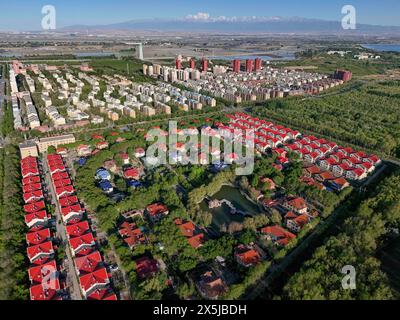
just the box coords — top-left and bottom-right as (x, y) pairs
(89, 58), (144, 74)
(251, 80), (400, 158)
(280, 52), (400, 77)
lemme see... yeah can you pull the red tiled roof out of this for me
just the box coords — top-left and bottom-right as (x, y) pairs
(75, 251), (102, 274)
(135, 256), (159, 279)
(25, 210), (47, 228)
(22, 175), (41, 186)
(66, 220), (90, 238)
(79, 268), (109, 294)
(23, 190), (44, 203)
(53, 178), (72, 188)
(30, 281), (60, 300)
(55, 185), (75, 197)
(91, 134), (104, 140)
(49, 164), (66, 174)
(21, 167), (39, 178)
(26, 228), (51, 246)
(47, 154), (62, 161)
(287, 197), (307, 210)
(317, 171), (335, 180)
(87, 288), (117, 300)
(61, 204), (83, 217)
(118, 222), (146, 248)
(146, 203), (169, 217)
(24, 201), (46, 213)
(51, 171), (69, 181)
(234, 245), (261, 266)
(175, 219), (196, 237)
(26, 241), (54, 264)
(305, 165), (321, 175)
(187, 233), (205, 249)
(69, 233), (95, 256)
(260, 225), (296, 246)
(23, 183), (42, 193)
(339, 163), (352, 171)
(332, 177), (349, 186)
(352, 168), (365, 177)
(291, 214), (309, 228)
(28, 260), (58, 285)
(59, 195), (78, 207)
(21, 161), (38, 170)
(21, 156), (38, 165)
(124, 168), (140, 179)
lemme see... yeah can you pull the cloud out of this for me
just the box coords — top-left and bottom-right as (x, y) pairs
(185, 12), (211, 21)
(184, 13), (284, 23)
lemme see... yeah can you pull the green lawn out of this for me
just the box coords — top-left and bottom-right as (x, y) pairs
(281, 53), (400, 77)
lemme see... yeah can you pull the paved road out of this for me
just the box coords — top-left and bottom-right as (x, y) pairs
(42, 153), (83, 300)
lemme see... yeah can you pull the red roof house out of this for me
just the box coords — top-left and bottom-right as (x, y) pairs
(145, 203), (169, 223)
(61, 203), (83, 224)
(23, 183), (42, 193)
(24, 201), (46, 214)
(118, 222), (146, 249)
(135, 256), (159, 279)
(59, 195), (78, 207)
(30, 282), (61, 300)
(51, 171), (69, 181)
(26, 228), (51, 246)
(55, 185), (75, 198)
(66, 220), (90, 238)
(79, 267), (110, 298)
(22, 175), (41, 186)
(25, 210), (48, 230)
(234, 244), (262, 267)
(28, 260), (58, 285)
(69, 233), (95, 257)
(26, 241), (54, 265)
(123, 168), (140, 180)
(23, 190), (44, 204)
(260, 225), (296, 246)
(75, 251), (103, 275)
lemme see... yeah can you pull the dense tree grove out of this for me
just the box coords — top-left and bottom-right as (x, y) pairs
(0, 145), (29, 299)
(252, 80), (400, 157)
(282, 172), (400, 300)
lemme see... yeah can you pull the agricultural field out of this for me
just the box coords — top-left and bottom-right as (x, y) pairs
(280, 51), (400, 77)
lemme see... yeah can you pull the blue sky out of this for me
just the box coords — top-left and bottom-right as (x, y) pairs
(1, 0), (399, 30)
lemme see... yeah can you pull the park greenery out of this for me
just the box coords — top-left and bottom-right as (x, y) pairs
(0, 145), (29, 300)
(282, 171), (400, 300)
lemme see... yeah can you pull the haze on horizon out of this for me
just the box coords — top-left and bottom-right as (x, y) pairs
(0, 0), (400, 32)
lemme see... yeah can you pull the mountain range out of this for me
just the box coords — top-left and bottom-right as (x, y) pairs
(60, 16), (400, 35)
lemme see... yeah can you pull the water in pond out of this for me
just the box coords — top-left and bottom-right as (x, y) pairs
(361, 44), (400, 52)
(200, 185), (263, 230)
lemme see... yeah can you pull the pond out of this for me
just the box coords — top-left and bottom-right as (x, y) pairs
(200, 185), (263, 230)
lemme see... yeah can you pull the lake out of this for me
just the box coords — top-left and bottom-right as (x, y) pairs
(362, 44), (400, 52)
(74, 52), (115, 57)
(209, 51), (296, 61)
(200, 185), (263, 230)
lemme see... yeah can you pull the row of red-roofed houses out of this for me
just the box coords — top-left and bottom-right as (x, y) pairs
(223, 112), (381, 182)
(21, 156), (65, 300)
(46, 153), (117, 300)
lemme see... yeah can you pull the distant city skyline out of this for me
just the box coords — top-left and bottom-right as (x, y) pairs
(1, 0), (400, 31)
